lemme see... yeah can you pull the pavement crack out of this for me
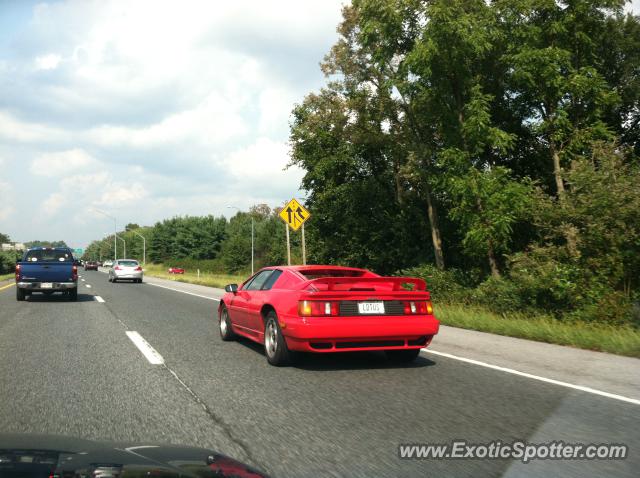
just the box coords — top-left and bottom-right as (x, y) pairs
(161, 363), (260, 466)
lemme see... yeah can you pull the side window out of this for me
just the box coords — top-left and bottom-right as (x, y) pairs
(245, 270), (273, 291)
(261, 270), (283, 290)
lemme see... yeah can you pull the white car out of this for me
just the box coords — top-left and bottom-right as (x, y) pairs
(108, 259), (143, 283)
(103, 260), (114, 267)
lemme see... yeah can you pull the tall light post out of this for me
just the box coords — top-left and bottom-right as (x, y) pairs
(116, 235), (126, 259)
(227, 205), (254, 275)
(126, 227), (146, 265)
(105, 232), (125, 259)
(93, 208), (117, 260)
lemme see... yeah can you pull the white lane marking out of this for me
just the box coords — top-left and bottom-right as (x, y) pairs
(126, 331), (164, 365)
(94, 295), (105, 303)
(81, 279), (85, 282)
(85, 284), (91, 288)
(422, 349), (640, 406)
(147, 282), (220, 301)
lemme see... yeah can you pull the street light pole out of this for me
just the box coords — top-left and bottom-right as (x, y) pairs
(93, 208), (117, 261)
(227, 205), (254, 275)
(116, 235), (126, 259)
(126, 228), (146, 265)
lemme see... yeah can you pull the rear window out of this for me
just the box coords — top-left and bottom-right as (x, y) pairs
(24, 249), (73, 262)
(117, 260), (139, 267)
(298, 269), (366, 280)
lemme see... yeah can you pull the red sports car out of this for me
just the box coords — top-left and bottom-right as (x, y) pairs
(218, 265), (439, 366)
(168, 267), (185, 274)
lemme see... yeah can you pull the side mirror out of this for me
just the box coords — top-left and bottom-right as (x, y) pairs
(225, 283), (238, 294)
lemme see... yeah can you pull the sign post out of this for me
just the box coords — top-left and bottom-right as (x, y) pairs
(301, 223), (306, 265)
(285, 224), (291, 265)
(279, 198), (310, 265)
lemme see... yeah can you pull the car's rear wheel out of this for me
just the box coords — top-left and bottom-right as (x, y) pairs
(264, 312), (292, 366)
(16, 288), (25, 301)
(68, 288), (78, 301)
(219, 305), (236, 341)
(386, 349), (421, 363)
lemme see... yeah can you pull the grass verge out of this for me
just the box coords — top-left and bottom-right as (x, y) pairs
(143, 264), (247, 289)
(435, 303), (640, 358)
(0, 273), (14, 281)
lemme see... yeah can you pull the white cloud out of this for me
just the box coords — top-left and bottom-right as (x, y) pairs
(0, 111), (70, 143)
(224, 137), (303, 195)
(35, 54), (62, 70)
(42, 192), (67, 215)
(0, 181), (14, 221)
(0, 0), (344, 244)
(30, 149), (97, 176)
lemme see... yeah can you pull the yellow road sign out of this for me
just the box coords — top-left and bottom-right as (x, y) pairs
(279, 198), (310, 231)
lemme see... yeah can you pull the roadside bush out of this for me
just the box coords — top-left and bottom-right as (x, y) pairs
(471, 276), (528, 314)
(0, 250), (19, 274)
(400, 264), (475, 304)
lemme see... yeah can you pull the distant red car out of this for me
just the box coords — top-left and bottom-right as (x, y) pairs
(218, 265), (439, 366)
(168, 267), (185, 274)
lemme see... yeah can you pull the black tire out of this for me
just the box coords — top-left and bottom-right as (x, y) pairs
(264, 311), (292, 366)
(68, 288), (78, 301)
(112, 277), (117, 283)
(386, 349), (421, 363)
(16, 287), (25, 301)
(219, 304), (236, 341)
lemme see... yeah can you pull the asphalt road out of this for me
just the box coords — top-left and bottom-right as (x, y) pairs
(0, 273), (638, 477)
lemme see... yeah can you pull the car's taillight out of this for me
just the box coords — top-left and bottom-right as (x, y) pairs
(114, 266), (122, 270)
(72, 265), (78, 281)
(135, 266), (142, 271)
(403, 301), (433, 315)
(298, 300), (339, 317)
(15, 264), (21, 281)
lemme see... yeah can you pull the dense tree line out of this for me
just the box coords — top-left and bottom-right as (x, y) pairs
(82, 205), (303, 273)
(289, 0), (640, 325)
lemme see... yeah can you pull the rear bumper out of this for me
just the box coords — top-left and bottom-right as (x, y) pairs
(112, 271), (143, 279)
(16, 282), (77, 291)
(282, 315), (439, 353)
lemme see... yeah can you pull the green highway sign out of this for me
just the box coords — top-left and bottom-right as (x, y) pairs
(73, 248), (84, 255)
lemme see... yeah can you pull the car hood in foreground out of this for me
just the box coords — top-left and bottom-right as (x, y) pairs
(0, 433), (269, 478)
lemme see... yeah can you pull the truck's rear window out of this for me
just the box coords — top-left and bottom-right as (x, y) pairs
(24, 249), (73, 262)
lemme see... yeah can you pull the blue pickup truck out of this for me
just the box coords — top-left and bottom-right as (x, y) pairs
(15, 247), (78, 301)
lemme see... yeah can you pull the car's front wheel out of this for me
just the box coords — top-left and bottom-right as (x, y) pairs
(385, 349), (421, 363)
(264, 312), (292, 366)
(219, 304), (236, 341)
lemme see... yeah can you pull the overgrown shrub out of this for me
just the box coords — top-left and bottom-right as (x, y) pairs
(401, 264), (475, 304)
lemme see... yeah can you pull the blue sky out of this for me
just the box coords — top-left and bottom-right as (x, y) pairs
(0, 0), (638, 249)
(0, 0), (345, 248)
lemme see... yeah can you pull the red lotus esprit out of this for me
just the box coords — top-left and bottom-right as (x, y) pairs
(218, 265), (439, 366)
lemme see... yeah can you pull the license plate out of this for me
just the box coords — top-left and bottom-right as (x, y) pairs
(41, 283), (53, 289)
(358, 302), (385, 314)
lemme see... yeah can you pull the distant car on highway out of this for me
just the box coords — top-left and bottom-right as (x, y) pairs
(15, 247), (78, 301)
(108, 259), (143, 283)
(168, 267), (185, 274)
(103, 260), (113, 267)
(218, 265), (439, 366)
(84, 261), (98, 271)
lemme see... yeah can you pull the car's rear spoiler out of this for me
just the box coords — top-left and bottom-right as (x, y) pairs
(298, 276), (427, 292)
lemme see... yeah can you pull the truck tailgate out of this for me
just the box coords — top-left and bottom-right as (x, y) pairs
(19, 262), (75, 282)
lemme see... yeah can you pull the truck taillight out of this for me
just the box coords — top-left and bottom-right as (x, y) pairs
(15, 264), (21, 281)
(72, 265), (78, 280)
(298, 300), (339, 317)
(403, 301), (433, 315)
